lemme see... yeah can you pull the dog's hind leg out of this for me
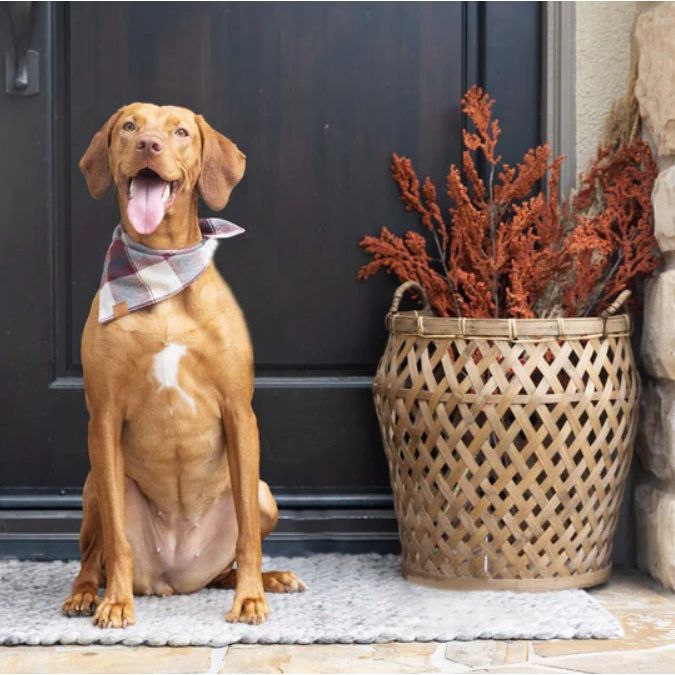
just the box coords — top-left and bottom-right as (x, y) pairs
(209, 568), (306, 593)
(208, 481), (306, 594)
(62, 472), (103, 616)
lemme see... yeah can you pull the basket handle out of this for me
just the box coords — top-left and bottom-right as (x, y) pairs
(600, 289), (631, 318)
(388, 280), (431, 315)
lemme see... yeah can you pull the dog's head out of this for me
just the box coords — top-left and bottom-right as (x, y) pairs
(80, 103), (246, 236)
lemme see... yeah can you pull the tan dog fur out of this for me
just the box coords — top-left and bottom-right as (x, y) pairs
(62, 103), (304, 629)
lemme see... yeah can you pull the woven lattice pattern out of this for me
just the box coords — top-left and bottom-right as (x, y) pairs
(373, 287), (638, 591)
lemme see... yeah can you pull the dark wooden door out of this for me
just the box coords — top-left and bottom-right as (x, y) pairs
(0, 2), (542, 555)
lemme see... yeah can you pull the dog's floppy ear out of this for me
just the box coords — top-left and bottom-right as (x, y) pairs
(196, 115), (246, 211)
(79, 108), (124, 199)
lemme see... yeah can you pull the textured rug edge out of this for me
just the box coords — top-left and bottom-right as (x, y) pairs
(0, 622), (625, 648)
(0, 608), (626, 646)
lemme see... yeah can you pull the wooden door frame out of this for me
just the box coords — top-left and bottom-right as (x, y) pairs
(543, 1), (576, 195)
(0, 1), (577, 559)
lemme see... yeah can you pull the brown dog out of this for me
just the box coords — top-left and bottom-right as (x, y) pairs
(62, 103), (304, 628)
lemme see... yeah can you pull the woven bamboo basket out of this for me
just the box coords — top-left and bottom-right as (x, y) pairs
(373, 281), (639, 591)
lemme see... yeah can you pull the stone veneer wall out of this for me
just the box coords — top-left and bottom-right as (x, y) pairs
(634, 2), (675, 590)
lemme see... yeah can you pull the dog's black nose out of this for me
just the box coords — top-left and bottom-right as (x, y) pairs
(136, 136), (164, 156)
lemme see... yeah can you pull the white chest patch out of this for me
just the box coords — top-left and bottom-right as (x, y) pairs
(152, 343), (196, 413)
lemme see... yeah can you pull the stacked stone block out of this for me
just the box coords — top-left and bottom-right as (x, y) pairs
(634, 3), (675, 590)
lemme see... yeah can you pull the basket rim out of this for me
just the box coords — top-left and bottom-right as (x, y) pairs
(386, 310), (631, 340)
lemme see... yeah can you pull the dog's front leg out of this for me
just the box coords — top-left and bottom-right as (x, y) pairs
(223, 403), (267, 624)
(88, 411), (135, 628)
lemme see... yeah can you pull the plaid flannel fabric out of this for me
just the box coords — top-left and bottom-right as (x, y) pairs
(98, 218), (244, 323)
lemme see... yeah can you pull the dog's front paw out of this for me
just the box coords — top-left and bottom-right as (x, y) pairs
(226, 583), (269, 625)
(62, 589), (100, 617)
(93, 596), (135, 629)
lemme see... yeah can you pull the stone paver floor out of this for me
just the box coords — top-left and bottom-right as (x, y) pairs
(1, 571), (673, 674)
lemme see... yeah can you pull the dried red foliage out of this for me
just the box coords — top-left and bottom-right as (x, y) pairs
(560, 141), (659, 316)
(358, 86), (659, 318)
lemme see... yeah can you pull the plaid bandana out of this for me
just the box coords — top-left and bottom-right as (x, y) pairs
(98, 218), (244, 323)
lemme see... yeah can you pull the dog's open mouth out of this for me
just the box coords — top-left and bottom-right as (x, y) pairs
(126, 168), (178, 235)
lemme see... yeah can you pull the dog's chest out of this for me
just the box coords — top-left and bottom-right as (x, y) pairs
(150, 342), (196, 412)
(121, 334), (226, 494)
(126, 336), (220, 423)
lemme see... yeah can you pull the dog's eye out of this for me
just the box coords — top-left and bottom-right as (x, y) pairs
(175, 127), (189, 137)
(122, 121), (136, 132)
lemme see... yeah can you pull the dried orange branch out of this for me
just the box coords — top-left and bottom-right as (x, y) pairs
(358, 86), (659, 319)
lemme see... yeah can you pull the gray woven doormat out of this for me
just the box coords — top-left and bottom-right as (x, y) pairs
(0, 554), (622, 646)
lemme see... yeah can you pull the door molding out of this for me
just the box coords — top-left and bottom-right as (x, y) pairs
(543, 1), (576, 194)
(0, 490), (399, 559)
(47, 1), (496, 392)
(50, 375), (374, 391)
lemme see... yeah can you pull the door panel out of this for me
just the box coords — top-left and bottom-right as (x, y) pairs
(67, 2), (467, 372)
(1, 2), (543, 501)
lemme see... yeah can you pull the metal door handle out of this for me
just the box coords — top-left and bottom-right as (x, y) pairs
(4, 1), (39, 96)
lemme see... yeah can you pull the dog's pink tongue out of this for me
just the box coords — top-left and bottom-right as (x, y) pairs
(127, 174), (167, 235)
